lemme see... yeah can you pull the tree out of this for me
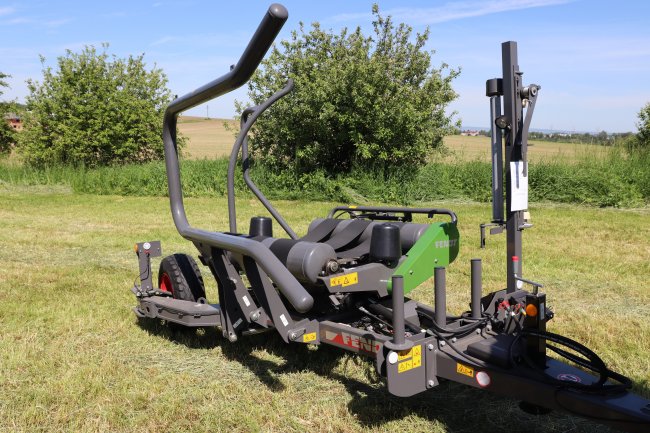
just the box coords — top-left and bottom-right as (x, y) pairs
(239, 4), (459, 176)
(631, 102), (650, 151)
(0, 72), (15, 154)
(18, 45), (177, 167)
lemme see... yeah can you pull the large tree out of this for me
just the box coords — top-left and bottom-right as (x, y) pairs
(0, 72), (15, 154)
(18, 45), (176, 167)
(239, 5), (459, 176)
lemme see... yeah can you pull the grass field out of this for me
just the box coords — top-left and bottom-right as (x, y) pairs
(177, 116), (609, 163)
(178, 116), (238, 159)
(1, 185), (648, 432)
(442, 135), (609, 163)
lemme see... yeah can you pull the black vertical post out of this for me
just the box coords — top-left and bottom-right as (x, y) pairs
(471, 259), (482, 320)
(385, 275), (413, 351)
(502, 41), (524, 293)
(486, 78), (504, 223)
(434, 267), (447, 327)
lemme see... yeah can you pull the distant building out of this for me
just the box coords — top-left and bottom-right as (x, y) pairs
(4, 113), (22, 131)
(460, 130), (479, 136)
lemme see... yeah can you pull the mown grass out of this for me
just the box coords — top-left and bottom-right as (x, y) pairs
(0, 185), (648, 432)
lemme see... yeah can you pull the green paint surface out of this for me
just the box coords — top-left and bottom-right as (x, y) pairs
(388, 222), (460, 294)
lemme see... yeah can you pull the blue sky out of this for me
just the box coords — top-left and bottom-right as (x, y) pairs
(1, 0), (649, 132)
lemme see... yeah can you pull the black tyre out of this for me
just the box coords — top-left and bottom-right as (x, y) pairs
(158, 253), (206, 302)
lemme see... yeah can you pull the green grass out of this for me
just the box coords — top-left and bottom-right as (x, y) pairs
(2, 146), (648, 207)
(1, 185), (648, 432)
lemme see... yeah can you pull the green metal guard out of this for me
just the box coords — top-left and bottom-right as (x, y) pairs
(389, 222), (460, 294)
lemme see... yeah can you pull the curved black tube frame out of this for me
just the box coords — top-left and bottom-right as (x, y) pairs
(161, 4), (313, 313)
(227, 79), (298, 239)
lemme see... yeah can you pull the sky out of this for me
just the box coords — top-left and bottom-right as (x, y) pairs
(1, 0), (649, 133)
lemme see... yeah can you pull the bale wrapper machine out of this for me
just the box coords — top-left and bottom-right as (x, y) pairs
(131, 4), (650, 431)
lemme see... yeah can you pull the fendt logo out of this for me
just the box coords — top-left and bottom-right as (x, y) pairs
(435, 238), (458, 249)
(325, 330), (380, 354)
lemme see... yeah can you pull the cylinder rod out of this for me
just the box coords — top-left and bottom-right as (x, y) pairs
(384, 275), (413, 351)
(434, 267), (447, 327)
(471, 259), (482, 319)
(489, 95), (504, 222)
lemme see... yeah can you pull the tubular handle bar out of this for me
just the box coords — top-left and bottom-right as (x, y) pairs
(161, 4), (314, 313)
(327, 206), (458, 225)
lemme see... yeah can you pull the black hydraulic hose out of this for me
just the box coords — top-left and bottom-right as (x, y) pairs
(417, 308), (489, 338)
(511, 329), (632, 395)
(366, 302), (423, 334)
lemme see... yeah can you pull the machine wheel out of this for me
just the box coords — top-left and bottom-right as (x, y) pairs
(158, 253), (206, 302)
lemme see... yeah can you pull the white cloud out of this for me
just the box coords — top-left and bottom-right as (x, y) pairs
(331, 0), (572, 25)
(0, 7), (14, 16)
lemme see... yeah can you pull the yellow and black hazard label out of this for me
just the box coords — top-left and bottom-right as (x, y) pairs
(456, 363), (474, 378)
(330, 272), (358, 288)
(302, 332), (317, 343)
(397, 345), (422, 373)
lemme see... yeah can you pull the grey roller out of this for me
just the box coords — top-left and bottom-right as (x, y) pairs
(399, 223), (429, 251)
(286, 241), (337, 284)
(262, 238), (336, 284)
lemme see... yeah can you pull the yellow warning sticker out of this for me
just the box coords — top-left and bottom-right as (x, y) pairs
(303, 332), (317, 343)
(330, 272), (359, 288)
(398, 350), (411, 361)
(398, 359), (413, 373)
(457, 363), (474, 378)
(397, 345), (422, 373)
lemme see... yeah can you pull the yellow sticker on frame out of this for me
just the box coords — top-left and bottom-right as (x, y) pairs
(330, 272), (359, 287)
(456, 363), (474, 378)
(303, 332), (317, 343)
(397, 345), (422, 373)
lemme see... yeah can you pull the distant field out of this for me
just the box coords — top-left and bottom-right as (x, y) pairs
(178, 116), (608, 162)
(177, 116), (238, 159)
(442, 135), (609, 163)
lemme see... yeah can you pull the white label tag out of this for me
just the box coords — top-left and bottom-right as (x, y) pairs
(279, 314), (289, 327)
(242, 296), (250, 307)
(233, 318), (243, 329)
(510, 161), (529, 211)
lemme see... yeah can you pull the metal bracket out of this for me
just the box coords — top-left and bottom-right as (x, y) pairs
(479, 223), (505, 248)
(134, 241), (162, 295)
(514, 275), (544, 294)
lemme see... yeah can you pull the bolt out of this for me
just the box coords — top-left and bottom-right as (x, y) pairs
(427, 343), (434, 351)
(427, 380), (435, 388)
(250, 311), (260, 322)
(451, 337), (457, 343)
(476, 328), (481, 335)
(326, 260), (339, 273)
(486, 325), (492, 332)
(289, 331), (299, 341)
(228, 333), (237, 342)
(440, 341), (446, 347)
